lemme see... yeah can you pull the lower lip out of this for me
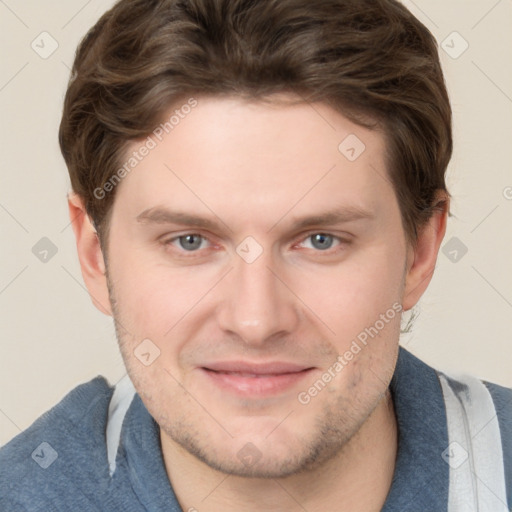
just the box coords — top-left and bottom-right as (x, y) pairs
(201, 368), (314, 397)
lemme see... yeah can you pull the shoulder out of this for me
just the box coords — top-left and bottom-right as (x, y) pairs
(436, 369), (512, 510)
(0, 377), (114, 511)
(437, 370), (511, 427)
(482, 379), (512, 415)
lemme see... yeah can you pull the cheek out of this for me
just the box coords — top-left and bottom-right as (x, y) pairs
(108, 250), (216, 340)
(292, 244), (405, 335)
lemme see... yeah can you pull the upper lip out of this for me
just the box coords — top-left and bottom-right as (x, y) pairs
(202, 361), (313, 375)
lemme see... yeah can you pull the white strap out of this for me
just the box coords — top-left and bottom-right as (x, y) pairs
(106, 374), (136, 477)
(439, 371), (508, 512)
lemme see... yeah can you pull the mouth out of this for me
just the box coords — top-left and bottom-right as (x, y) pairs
(200, 361), (315, 396)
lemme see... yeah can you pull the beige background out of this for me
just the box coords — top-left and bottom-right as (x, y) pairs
(1, 0), (511, 446)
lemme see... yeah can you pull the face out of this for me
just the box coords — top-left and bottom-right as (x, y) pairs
(103, 95), (409, 478)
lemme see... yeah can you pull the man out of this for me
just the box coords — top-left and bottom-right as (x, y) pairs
(0, 0), (510, 510)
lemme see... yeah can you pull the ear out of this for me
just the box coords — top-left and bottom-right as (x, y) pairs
(402, 192), (449, 311)
(68, 193), (112, 316)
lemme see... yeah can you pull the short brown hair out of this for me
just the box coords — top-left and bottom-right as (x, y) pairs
(59, 0), (452, 250)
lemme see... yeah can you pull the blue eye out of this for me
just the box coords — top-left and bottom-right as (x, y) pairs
(310, 233), (334, 250)
(175, 234), (207, 251)
(301, 233), (338, 251)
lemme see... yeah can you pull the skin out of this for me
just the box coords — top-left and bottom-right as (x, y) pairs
(69, 94), (448, 512)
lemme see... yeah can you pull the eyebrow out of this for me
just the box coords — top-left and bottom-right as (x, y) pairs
(135, 205), (374, 232)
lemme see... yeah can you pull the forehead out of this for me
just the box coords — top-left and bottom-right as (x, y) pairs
(111, 95), (396, 230)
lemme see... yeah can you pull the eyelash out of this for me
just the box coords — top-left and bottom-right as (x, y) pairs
(161, 231), (349, 257)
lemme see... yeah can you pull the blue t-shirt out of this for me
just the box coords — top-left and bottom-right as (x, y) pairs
(1, 346), (511, 511)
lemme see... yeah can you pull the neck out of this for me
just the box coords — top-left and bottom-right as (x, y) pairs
(161, 389), (398, 512)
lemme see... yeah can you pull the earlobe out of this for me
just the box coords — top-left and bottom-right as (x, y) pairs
(67, 193), (112, 316)
(402, 194), (449, 311)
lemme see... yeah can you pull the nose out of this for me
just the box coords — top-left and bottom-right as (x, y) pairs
(216, 248), (300, 346)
